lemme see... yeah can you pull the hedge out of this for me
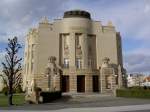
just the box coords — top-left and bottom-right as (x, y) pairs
(116, 88), (150, 98)
(40, 91), (62, 103)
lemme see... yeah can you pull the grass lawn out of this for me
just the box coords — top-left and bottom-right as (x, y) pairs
(0, 93), (25, 107)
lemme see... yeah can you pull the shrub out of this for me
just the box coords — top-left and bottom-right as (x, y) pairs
(40, 91), (62, 103)
(116, 88), (150, 98)
(128, 86), (143, 90)
(2, 87), (8, 96)
(34, 87), (42, 93)
(15, 85), (23, 93)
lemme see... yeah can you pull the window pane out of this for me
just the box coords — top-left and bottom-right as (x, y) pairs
(64, 58), (69, 68)
(76, 58), (82, 69)
(31, 62), (34, 74)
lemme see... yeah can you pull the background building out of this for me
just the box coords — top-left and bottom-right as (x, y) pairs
(0, 73), (4, 91)
(142, 76), (150, 87)
(23, 10), (125, 95)
(127, 73), (145, 87)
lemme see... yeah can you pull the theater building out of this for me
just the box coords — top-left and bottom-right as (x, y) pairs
(23, 10), (125, 95)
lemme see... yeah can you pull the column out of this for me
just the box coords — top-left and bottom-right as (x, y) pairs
(53, 75), (61, 91)
(118, 65), (123, 88)
(69, 75), (77, 93)
(100, 68), (107, 94)
(81, 34), (88, 69)
(85, 75), (92, 92)
(68, 33), (75, 68)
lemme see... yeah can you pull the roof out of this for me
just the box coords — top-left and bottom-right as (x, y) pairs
(63, 10), (91, 19)
(144, 76), (150, 82)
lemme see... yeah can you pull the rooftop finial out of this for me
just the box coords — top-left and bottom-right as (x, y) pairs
(101, 57), (110, 68)
(40, 16), (49, 24)
(63, 10), (91, 19)
(107, 21), (113, 26)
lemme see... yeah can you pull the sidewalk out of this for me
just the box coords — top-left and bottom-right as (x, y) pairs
(1, 94), (150, 111)
(1, 104), (150, 112)
(48, 104), (150, 112)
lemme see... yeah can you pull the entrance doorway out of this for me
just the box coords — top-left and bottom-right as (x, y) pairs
(93, 76), (99, 92)
(77, 75), (85, 92)
(62, 76), (69, 92)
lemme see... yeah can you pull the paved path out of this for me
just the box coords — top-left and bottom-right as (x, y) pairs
(1, 104), (150, 112)
(49, 104), (150, 112)
(1, 94), (150, 111)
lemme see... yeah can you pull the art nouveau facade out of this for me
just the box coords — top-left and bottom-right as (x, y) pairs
(23, 10), (125, 95)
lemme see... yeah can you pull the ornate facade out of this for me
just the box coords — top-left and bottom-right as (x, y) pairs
(23, 10), (125, 96)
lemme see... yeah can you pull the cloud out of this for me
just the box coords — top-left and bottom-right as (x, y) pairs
(0, 51), (6, 71)
(144, 4), (150, 13)
(0, 0), (150, 74)
(124, 48), (150, 73)
(0, 0), (69, 43)
(0, 0), (150, 43)
(65, 0), (150, 74)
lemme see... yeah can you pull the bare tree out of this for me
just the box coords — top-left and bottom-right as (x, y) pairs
(1, 37), (22, 105)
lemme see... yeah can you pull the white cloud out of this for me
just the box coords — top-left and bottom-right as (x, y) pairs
(124, 48), (150, 73)
(144, 4), (150, 13)
(0, 0), (150, 74)
(0, 51), (6, 70)
(66, 0), (150, 41)
(65, 0), (150, 73)
(0, 0), (69, 44)
(0, 0), (149, 43)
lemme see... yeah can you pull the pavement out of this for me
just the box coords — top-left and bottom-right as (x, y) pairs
(1, 93), (150, 112)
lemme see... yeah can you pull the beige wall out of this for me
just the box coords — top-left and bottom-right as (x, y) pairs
(97, 26), (123, 68)
(36, 22), (59, 74)
(23, 15), (123, 91)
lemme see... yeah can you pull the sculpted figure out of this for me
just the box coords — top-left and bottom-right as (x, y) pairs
(45, 56), (61, 91)
(102, 57), (110, 68)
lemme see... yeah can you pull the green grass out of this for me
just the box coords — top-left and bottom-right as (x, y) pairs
(0, 93), (25, 107)
(116, 88), (150, 99)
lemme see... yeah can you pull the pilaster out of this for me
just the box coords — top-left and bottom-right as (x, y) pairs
(69, 33), (75, 68)
(85, 75), (92, 92)
(69, 75), (77, 93)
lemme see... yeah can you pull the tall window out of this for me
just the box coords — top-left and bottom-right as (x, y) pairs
(24, 64), (26, 74)
(76, 35), (79, 46)
(31, 62), (34, 74)
(27, 63), (29, 74)
(64, 36), (67, 47)
(64, 34), (69, 49)
(31, 44), (35, 59)
(76, 58), (82, 69)
(28, 45), (30, 59)
(64, 58), (69, 68)
(88, 59), (92, 68)
(75, 33), (81, 48)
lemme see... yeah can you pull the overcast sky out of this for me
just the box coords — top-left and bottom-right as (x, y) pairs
(0, 0), (150, 74)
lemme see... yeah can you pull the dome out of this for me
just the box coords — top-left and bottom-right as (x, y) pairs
(63, 10), (91, 19)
